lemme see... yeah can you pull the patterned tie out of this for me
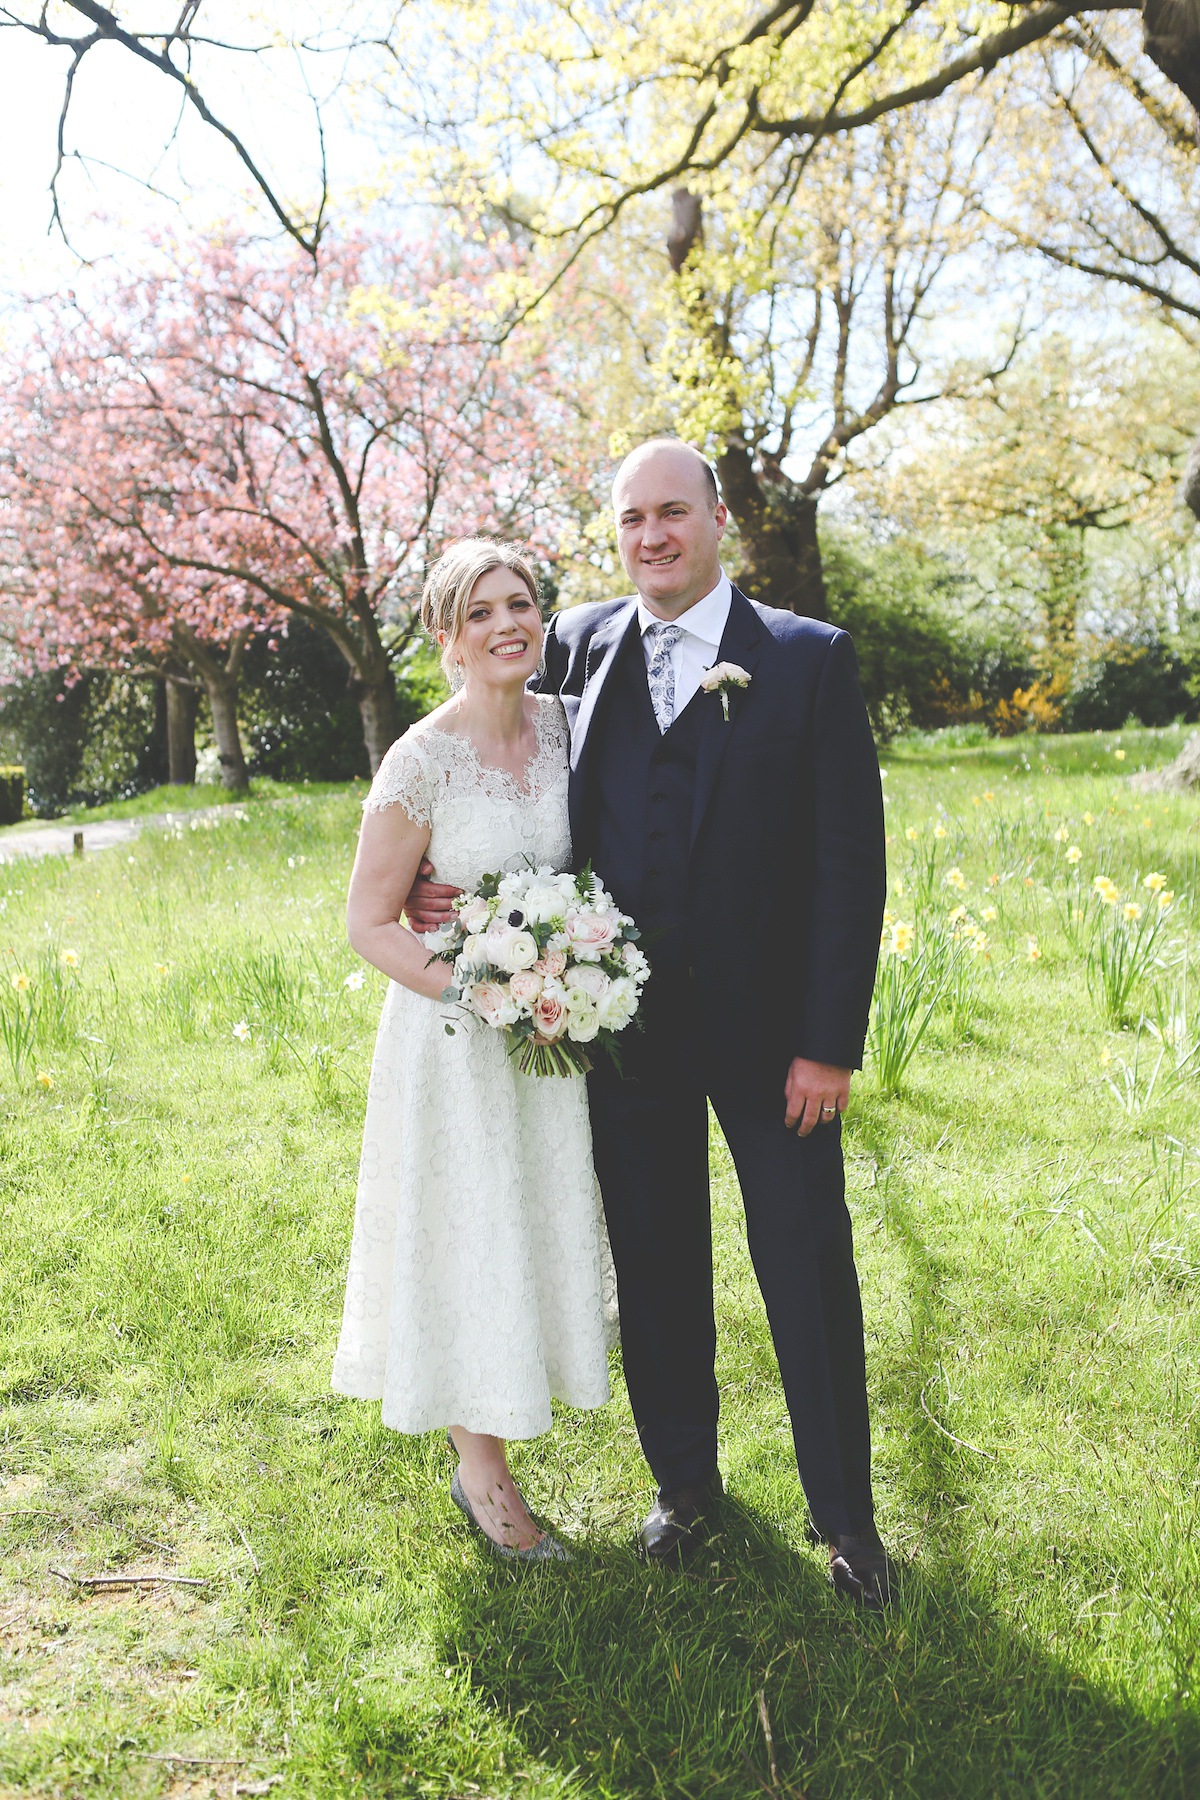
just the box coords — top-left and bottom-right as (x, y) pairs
(645, 621), (684, 734)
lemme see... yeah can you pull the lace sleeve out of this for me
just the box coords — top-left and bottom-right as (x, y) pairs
(362, 732), (433, 826)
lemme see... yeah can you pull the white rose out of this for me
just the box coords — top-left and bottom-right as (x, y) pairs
(460, 934), (487, 967)
(457, 897), (490, 931)
(568, 964), (610, 1001)
(556, 873), (578, 899)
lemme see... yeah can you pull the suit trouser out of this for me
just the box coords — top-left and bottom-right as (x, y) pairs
(588, 1044), (876, 1539)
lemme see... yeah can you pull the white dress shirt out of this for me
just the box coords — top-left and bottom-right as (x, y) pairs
(636, 572), (733, 726)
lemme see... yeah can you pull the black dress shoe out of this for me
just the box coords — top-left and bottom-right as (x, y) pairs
(639, 1471), (723, 1565)
(825, 1528), (898, 1612)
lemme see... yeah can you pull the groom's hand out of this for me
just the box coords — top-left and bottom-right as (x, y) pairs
(784, 1058), (851, 1136)
(402, 858), (462, 933)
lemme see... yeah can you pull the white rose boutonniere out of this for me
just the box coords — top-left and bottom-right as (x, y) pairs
(699, 661), (752, 721)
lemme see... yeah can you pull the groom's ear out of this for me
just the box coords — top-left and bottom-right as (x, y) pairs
(714, 501), (728, 538)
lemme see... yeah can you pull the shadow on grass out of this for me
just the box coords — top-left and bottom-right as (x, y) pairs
(432, 1497), (1199, 1800)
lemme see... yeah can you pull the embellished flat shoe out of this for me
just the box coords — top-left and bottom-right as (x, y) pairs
(449, 1469), (572, 1563)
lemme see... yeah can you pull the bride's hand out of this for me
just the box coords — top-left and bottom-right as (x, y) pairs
(403, 857), (462, 933)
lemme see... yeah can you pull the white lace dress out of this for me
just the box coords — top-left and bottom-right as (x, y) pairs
(331, 696), (612, 1439)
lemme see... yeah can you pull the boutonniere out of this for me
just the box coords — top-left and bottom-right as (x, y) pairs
(699, 662), (751, 721)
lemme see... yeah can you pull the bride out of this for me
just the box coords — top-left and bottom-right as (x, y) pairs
(331, 538), (611, 1560)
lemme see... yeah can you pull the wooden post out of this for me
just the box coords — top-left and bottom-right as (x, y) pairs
(73, 831), (83, 856)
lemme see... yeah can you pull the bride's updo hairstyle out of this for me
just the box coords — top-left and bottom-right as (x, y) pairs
(421, 538), (541, 686)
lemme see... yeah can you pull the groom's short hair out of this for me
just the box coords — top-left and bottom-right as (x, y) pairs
(615, 438), (720, 510)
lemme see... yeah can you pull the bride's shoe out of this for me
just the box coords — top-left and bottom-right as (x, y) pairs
(449, 1468), (572, 1563)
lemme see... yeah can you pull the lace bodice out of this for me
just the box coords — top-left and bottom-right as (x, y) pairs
(364, 695), (572, 890)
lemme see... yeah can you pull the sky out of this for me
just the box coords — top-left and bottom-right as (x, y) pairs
(0, 8), (379, 305)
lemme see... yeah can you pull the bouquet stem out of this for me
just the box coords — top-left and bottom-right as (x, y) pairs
(515, 1036), (592, 1077)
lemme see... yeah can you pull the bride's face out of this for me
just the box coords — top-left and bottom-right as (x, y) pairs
(448, 566), (543, 690)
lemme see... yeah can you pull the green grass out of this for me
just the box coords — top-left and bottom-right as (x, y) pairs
(1, 729), (1199, 1798)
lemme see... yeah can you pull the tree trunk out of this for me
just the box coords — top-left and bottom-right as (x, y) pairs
(200, 666), (250, 791)
(165, 676), (198, 785)
(718, 442), (829, 618)
(351, 674), (400, 775)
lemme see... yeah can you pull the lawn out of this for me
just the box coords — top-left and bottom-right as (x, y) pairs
(1, 722), (1198, 1799)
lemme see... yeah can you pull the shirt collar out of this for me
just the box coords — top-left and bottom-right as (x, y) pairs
(637, 572), (732, 647)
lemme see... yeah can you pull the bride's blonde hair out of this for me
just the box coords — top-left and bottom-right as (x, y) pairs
(421, 538), (541, 684)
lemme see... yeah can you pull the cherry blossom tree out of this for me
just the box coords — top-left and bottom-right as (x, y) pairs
(0, 226), (588, 777)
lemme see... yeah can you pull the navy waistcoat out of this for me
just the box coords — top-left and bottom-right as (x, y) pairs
(586, 627), (704, 978)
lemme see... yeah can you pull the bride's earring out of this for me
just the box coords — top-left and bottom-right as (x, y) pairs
(449, 658), (465, 693)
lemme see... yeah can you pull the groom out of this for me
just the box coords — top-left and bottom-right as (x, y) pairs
(414, 438), (893, 1607)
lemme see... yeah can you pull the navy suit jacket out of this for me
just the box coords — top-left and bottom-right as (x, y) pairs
(536, 586), (886, 1075)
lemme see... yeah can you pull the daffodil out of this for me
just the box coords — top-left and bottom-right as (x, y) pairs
(933, 824), (947, 840)
(36, 1069), (53, 1089)
(1114, 749), (1126, 761)
(60, 948), (79, 968)
(1093, 876), (1120, 905)
(232, 1020), (252, 1043)
(948, 904), (969, 928)
(154, 962), (170, 975)
(1027, 937), (1041, 961)
(905, 826), (918, 841)
(971, 931), (989, 957)
(344, 970), (365, 991)
(1123, 902), (1142, 922)
(946, 867), (967, 891)
(1099, 1047), (1112, 1067)
(1143, 871), (1167, 892)
(890, 921), (914, 960)
(1159, 891), (1175, 910)
(1083, 812), (1094, 826)
(982, 906), (998, 923)
(972, 795), (981, 807)
(10, 971), (30, 992)
(893, 876), (905, 898)
(983, 791), (995, 802)
(1054, 825), (1069, 843)
(1065, 846), (1082, 865)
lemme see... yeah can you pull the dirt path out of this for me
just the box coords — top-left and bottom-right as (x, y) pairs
(0, 807), (233, 864)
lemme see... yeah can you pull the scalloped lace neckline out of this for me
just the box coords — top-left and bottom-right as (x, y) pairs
(418, 698), (563, 803)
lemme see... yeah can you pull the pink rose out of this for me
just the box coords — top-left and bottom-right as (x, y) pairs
(468, 981), (508, 1026)
(565, 910), (619, 961)
(568, 964), (610, 1001)
(509, 969), (544, 1008)
(531, 991), (568, 1041)
(534, 949), (568, 979)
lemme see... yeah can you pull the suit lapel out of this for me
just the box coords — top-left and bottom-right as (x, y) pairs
(567, 599), (640, 844)
(689, 588), (762, 853)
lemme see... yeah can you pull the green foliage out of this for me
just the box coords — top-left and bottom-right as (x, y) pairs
(0, 765), (25, 825)
(0, 733), (1199, 1797)
(823, 532), (1035, 741)
(0, 669), (167, 817)
(1064, 642), (1200, 733)
(1086, 890), (1170, 1027)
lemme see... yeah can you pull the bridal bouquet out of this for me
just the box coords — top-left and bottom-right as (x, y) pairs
(427, 865), (650, 1076)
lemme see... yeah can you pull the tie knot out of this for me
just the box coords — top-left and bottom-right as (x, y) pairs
(647, 621), (683, 649)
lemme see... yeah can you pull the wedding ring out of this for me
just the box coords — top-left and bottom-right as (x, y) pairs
(820, 1105), (836, 1116)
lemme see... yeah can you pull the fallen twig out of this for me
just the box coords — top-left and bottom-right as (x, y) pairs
(236, 1524), (261, 1574)
(757, 1689), (780, 1789)
(918, 1386), (995, 1460)
(49, 1567), (208, 1590)
(131, 1752), (247, 1766)
(0, 1509), (61, 1519)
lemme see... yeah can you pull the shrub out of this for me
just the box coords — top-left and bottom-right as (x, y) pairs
(0, 766), (25, 825)
(239, 622), (448, 782)
(1063, 642), (1200, 732)
(0, 670), (167, 817)
(822, 532), (1035, 739)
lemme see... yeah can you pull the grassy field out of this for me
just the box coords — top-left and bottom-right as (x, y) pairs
(1, 722), (1198, 1799)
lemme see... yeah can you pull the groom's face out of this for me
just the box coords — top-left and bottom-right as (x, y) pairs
(613, 447), (727, 616)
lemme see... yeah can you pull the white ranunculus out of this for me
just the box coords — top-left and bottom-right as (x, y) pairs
(566, 1001), (601, 1042)
(504, 931), (539, 972)
(460, 933), (487, 966)
(457, 897), (490, 931)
